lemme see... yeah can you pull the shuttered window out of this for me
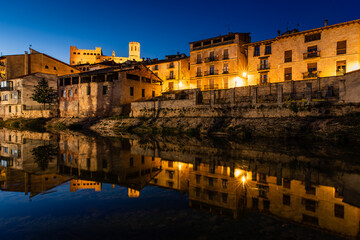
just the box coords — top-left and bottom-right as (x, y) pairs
(305, 33), (321, 42)
(337, 40), (346, 55)
(284, 50), (292, 62)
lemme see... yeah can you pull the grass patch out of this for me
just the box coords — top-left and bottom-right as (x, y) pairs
(0, 118), (49, 132)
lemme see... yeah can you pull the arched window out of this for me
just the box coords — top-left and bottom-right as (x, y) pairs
(131, 46), (133, 51)
(134, 46), (137, 51)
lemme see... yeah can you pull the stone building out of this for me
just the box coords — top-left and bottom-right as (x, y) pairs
(246, 19), (360, 85)
(144, 53), (190, 92)
(0, 73), (58, 119)
(189, 32), (251, 90)
(58, 62), (162, 117)
(0, 48), (80, 81)
(70, 42), (142, 65)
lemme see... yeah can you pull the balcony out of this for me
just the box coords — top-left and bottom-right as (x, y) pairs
(336, 69), (345, 76)
(222, 70), (229, 74)
(284, 57), (292, 63)
(0, 86), (14, 91)
(204, 56), (219, 63)
(259, 78), (269, 85)
(303, 71), (320, 79)
(196, 72), (202, 77)
(203, 84), (219, 91)
(303, 51), (320, 59)
(257, 63), (270, 71)
(166, 76), (175, 80)
(223, 55), (229, 60)
(196, 59), (202, 64)
(204, 70), (219, 76)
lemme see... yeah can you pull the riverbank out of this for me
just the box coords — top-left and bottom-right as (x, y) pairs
(1, 113), (360, 144)
(87, 114), (360, 143)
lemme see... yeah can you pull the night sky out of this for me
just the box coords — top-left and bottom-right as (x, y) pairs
(0, 0), (359, 64)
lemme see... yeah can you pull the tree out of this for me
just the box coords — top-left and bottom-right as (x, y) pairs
(31, 144), (58, 171)
(31, 78), (57, 109)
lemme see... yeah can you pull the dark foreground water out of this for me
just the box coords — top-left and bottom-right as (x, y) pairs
(0, 129), (359, 240)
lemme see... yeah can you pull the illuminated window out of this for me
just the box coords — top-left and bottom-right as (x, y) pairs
(284, 67), (292, 80)
(336, 61), (346, 76)
(260, 73), (268, 84)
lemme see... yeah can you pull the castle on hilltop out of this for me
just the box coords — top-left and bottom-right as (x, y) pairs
(70, 42), (141, 65)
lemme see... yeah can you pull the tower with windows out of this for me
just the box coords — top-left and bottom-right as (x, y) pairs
(129, 42), (141, 61)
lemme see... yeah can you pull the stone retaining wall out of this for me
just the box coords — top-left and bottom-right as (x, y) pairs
(131, 70), (360, 118)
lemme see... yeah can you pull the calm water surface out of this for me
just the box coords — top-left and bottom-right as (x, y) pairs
(0, 129), (359, 240)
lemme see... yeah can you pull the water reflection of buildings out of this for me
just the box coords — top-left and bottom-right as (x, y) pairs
(58, 135), (162, 195)
(0, 131), (359, 238)
(148, 158), (360, 238)
(133, 139), (360, 239)
(0, 129), (70, 198)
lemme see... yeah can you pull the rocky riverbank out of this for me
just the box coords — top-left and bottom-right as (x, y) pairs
(2, 113), (360, 144)
(87, 114), (360, 143)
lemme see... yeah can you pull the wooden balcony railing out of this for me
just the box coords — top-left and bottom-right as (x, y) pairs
(204, 56), (219, 63)
(303, 51), (320, 59)
(257, 63), (270, 71)
(303, 71), (320, 79)
(204, 70), (219, 76)
(203, 84), (219, 91)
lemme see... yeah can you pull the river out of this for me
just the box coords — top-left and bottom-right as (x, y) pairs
(0, 129), (359, 240)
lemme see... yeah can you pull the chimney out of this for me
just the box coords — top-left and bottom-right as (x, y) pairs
(24, 51), (29, 75)
(324, 19), (328, 27)
(277, 30), (281, 36)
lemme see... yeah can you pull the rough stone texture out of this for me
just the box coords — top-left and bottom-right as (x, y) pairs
(130, 70), (360, 118)
(58, 64), (161, 117)
(0, 73), (58, 119)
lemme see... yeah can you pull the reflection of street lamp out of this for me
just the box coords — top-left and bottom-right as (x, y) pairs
(241, 175), (246, 184)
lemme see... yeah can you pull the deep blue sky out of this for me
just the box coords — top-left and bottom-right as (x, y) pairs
(0, 0), (359, 64)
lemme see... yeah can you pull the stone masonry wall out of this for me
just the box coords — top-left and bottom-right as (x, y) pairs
(131, 70), (360, 118)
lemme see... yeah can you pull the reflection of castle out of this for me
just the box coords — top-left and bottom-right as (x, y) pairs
(70, 179), (101, 192)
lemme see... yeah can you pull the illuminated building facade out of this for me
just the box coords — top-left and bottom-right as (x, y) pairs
(189, 32), (251, 90)
(145, 54), (190, 92)
(0, 48), (79, 81)
(246, 19), (360, 85)
(70, 42), (142, 65)
(58, 62), (162, 117)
